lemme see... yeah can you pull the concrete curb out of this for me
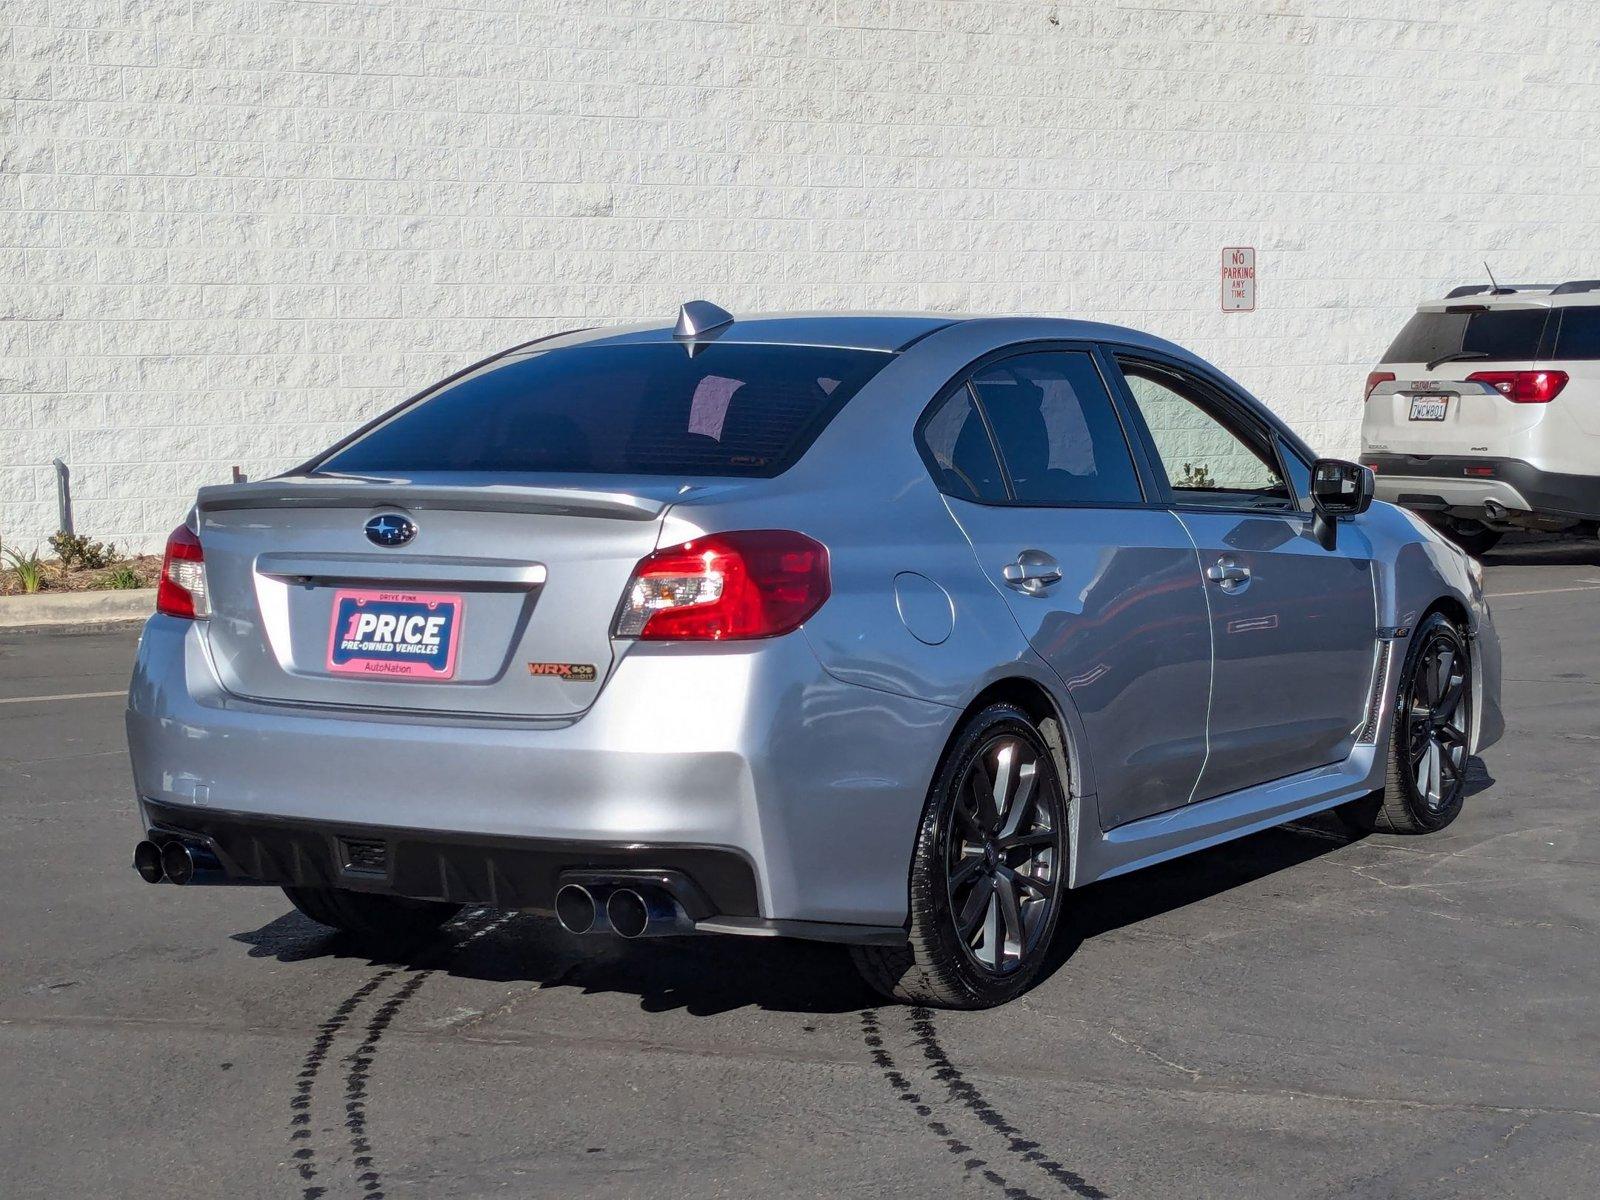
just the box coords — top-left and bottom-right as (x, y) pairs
(0, 588), (155, 632)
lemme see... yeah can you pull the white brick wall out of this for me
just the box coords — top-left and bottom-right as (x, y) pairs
(4, 0), (1599, 553)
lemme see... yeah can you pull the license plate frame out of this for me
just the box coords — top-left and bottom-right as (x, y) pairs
(1408, 394), (1449, 421)
(326, 588), (463, 680)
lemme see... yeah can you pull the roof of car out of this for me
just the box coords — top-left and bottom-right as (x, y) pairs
(1423, 281), (1600, 309)
(535, 309), (1200, 358)
(565, 312), (960, 353)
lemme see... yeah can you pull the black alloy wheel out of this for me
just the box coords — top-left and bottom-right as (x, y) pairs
(1339, 611), (1473, 835)
(851, 704), (1069, 1008)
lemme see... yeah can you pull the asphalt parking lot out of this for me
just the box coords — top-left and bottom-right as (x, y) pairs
(3, 540), (1598, 1200)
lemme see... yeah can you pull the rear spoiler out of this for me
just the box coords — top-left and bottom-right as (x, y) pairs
(196, 478), (667, 522)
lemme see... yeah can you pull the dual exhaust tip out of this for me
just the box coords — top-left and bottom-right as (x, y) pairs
(133, 838), (229, 886)
(555, 882), (690, 938)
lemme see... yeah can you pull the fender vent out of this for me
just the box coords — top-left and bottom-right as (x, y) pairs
(1356, 642), (1393, 745)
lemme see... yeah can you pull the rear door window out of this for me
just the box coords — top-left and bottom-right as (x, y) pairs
(1382, 309), (1550, 364)
(917, 386), (1009, 503)
(967, 352), (1144, 505)
(316, 342), (892, 478)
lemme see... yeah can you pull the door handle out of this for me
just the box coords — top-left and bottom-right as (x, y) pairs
(1002, 549), (1063, 596)
(1205, 556), (1252, 592)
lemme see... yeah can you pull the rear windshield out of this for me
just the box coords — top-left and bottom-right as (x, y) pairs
(1381, 309), (1550, 365)
(316, 342), (892, 478)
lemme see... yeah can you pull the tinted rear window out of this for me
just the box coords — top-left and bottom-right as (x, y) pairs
(316, 343), (891, 478)
(1554, 308), (1600, 359)
(1382, 309), (1550, 364)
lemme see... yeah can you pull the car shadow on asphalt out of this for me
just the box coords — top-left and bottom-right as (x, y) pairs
(1042, 812), (1355, 980)
(232, 906), (883, 1016)
(230, 767), (1493, 1017)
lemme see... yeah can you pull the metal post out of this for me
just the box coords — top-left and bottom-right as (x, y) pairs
(51, 458), (73, 536)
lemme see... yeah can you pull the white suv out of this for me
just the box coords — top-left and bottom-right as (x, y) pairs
(1361, 280), (1600, 554)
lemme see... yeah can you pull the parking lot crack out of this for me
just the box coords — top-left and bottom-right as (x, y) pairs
(1106, 1028), (1202, 1082)
(1431, 1116), (1531, 1187)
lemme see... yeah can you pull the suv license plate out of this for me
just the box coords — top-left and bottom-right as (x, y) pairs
(327, 589), (463, 680)
(1408, 395), (1449, 421)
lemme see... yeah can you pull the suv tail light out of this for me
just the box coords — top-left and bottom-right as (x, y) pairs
(1466, 369), (1569, 404)
(1364, 371), (1395, 401)
(156, 524), (209, 618)
(613, 530), (830, 641)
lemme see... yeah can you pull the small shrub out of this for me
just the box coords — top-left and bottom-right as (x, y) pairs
(3, 546), (46, 594)
(106, 564), (144, 590)
(49, 530), (118, 570)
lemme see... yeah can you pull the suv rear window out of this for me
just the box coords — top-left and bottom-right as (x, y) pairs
(315, 342), (891, 478)
(1554, 308), (1600, 359)
(1382, 309), (1550, 365)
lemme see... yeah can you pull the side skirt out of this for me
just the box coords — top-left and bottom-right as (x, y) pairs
(1072, 744), (1385, 887)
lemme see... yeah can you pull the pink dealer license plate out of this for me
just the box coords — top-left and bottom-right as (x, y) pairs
(326, 589), (463, 680)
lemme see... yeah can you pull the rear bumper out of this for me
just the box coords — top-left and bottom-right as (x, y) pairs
(127, 614), (955, 933)
(1365, 454), (1600, 524)
(141, 798), (757, 910)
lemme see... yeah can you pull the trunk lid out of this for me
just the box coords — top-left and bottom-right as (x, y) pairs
(193, 474), (693, 718)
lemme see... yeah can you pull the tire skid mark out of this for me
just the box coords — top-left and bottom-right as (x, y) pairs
(341, 971), (431, 1198)
(862, 1009), (1048, 1200)
(290, 909), (514, 1200)
(291, 970), (398, 1200)
(907, 1006), (1108, 1199)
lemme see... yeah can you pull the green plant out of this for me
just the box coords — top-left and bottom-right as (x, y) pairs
(3, 546), (46, 594)
(106, 564), (143, 590)
(1180, 462), (1215, 489)
(49, 530), (118, 570)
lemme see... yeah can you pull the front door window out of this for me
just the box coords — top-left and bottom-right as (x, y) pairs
(1116, 360), (1292, 509)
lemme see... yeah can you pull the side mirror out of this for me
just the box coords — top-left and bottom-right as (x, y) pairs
(1309, 458), (1374, 549)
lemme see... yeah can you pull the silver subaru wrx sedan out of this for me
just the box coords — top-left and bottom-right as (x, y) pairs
(127, 305), (1503, 1009)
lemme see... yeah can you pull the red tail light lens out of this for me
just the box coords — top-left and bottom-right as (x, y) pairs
(614, 530), (830, 641)
(156, 524), (209, 618)
(1364, 371), (1395, 401)
(1466, 370), (1569, 404)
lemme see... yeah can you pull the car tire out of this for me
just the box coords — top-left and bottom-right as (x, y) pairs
(1337, 612), (1472, 836)
(850, 703), (1069, 1009)
(284, 886), (462, 945)
(1428, 516), (1501, 557)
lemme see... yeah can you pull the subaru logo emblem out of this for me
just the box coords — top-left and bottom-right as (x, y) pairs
(364, 513), (416, 547)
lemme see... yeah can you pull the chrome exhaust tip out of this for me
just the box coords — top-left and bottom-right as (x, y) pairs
(606, 888), (650, 938)
(133, 840), (165, 884)
(160, 840), (197, 886)
(605, 886), (691, 938)
(555, 883), (599, 934)
(158, 839), (230, 886)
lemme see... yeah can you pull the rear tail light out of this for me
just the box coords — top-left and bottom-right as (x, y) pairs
(1466, 370), (1569, 404)
(613, 530), (830, 641)
(1364, 371), (1395, 401)
(156, 524), (209, 618)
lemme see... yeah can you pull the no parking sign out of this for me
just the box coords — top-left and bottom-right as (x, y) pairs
(1222, 247), (1256, 311)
